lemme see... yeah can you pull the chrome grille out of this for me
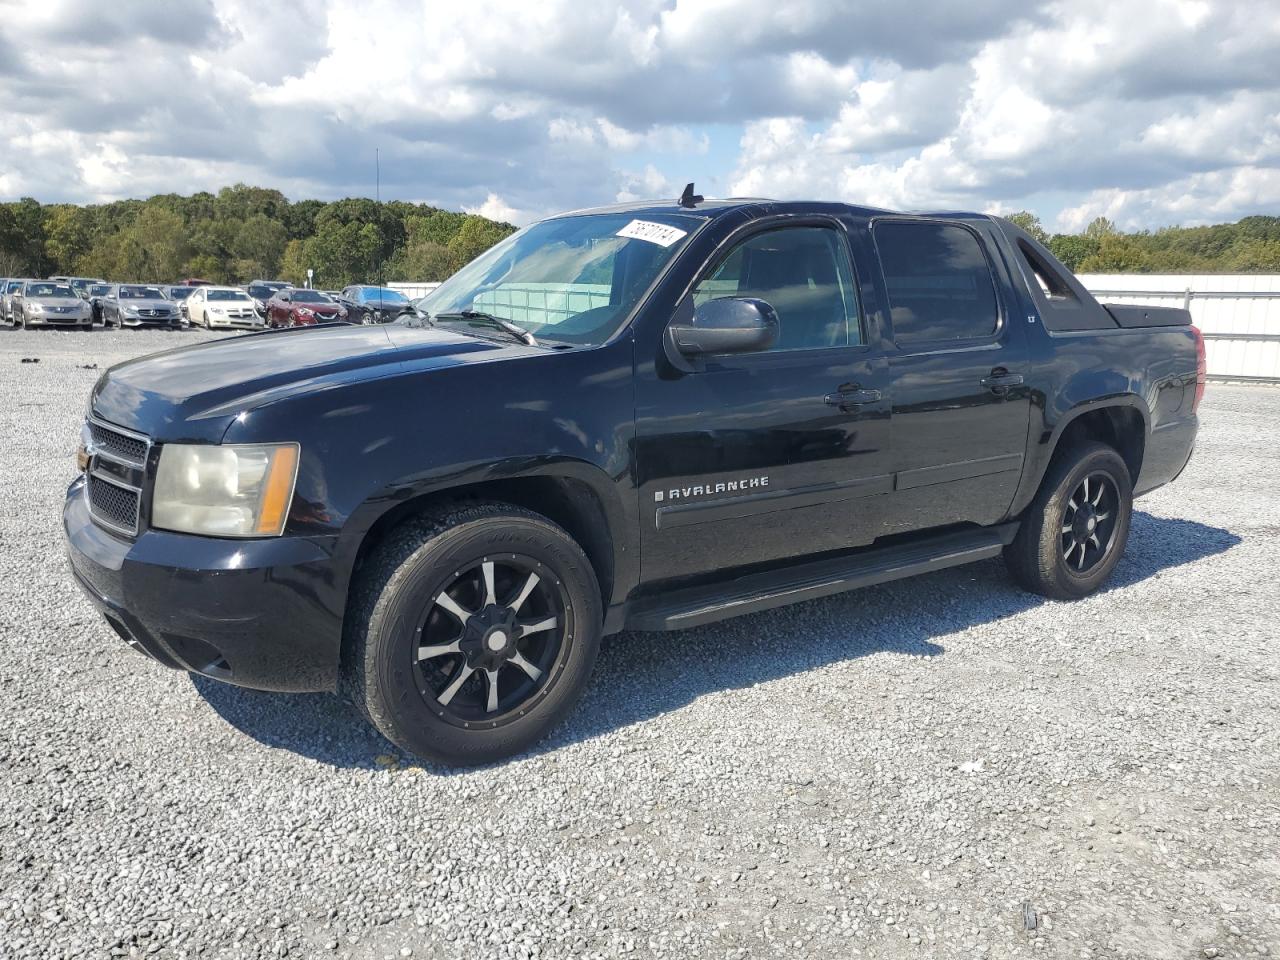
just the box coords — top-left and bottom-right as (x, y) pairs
(88, 420), (148, 463)
(84, 417), (150, 536)
(87, 475), (140, 533)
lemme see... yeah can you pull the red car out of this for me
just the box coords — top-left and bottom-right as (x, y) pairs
(265, 288), (348, 328)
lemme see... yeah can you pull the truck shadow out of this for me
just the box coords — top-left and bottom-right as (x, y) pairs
(191, 511), (1240, 771)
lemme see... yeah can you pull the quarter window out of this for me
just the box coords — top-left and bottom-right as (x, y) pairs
(874, 221), (999, 342)
(693, 226), (861, 351)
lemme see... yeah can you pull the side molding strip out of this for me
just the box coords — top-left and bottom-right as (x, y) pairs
(895, 453), (1024, 491)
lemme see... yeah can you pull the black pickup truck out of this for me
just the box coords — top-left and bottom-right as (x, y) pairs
(65, 194), (1204, 765)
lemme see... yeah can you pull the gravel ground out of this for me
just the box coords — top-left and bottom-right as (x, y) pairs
(0, 328), (1277, 960)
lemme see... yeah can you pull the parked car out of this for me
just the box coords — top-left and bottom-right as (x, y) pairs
(264, 288), (348, 328)
(83, 283), (113, 326)
(335, 285), (411, 324)
(2, 278), (32, 325)
(180, 278), (214, 286)
(184, 286), (262, 329)
(64, 196), (1204, 766)
(101, 285), (182, 329)
(50, 275), (107, 298)
(163, 286), (197, 324)
(245, 280), (291, 318)
(13, 280), (93, 329)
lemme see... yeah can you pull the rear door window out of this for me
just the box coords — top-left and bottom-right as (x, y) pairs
(873, 221), (1000, 343)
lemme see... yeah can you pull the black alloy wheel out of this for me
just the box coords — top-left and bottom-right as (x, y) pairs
(344, 502), (602, 765)
(1004, 440), (1133, 600)
(413, 555), (567, 725)
(1059, 472), (1119, 575)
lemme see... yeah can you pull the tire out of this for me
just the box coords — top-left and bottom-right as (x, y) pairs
(343, 502), (602, 766)
(1004, 441), (1133, 600)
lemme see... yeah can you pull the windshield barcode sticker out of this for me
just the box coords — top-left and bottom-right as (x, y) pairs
(616, 220), (688, 247)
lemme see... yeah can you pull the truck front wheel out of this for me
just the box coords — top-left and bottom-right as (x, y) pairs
(344, 502), (602, 766)
(1004, 441), (1133, 600)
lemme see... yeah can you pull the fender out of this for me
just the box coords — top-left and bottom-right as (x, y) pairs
(330, 454), (639, 618)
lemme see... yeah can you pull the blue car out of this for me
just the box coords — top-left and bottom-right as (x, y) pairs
(335, 285), (411, 324)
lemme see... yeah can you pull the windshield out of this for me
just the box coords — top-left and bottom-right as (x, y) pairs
(406, 213), (699, 345)
(27, 283), (74, 297)
(359, 287), (408, 304)
(247, 285), (274, 299)
(208, 289), (253, 302)
(119, 285), (166, 299)
(291, 290), (331, 303)
(87, 284), (111, 296)
(168, 287), (196, 299)
(6, 281), (23, 293)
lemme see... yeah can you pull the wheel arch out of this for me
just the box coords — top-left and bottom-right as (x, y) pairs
(340, 460), (631, 624)
(1014, 395), (1150, 516)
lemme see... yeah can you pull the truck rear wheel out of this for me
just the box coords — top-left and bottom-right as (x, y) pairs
(344, 502), (602, 766)
(1004, 441), (1133, 600)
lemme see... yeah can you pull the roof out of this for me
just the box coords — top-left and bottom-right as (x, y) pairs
(546, 196), (912, 222)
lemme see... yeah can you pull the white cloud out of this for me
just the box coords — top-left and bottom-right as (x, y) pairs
(616, 164), (676, 203)
(1058, 167), (1280, 231)
(0, 0), (1277, 230)
(463, 192), (524, 225)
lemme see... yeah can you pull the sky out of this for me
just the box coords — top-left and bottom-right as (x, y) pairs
(0, 0), (1277, 231)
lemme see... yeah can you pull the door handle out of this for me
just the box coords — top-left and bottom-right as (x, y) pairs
(825, 387), (882, 408)
(981, 370), (1024, 394)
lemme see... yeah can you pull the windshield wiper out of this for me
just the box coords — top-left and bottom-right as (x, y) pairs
(433, 310), (538, 346)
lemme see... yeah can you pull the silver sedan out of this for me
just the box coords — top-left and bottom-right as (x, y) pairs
(2, 279), (32, 325)
(11, 280), (93, 329)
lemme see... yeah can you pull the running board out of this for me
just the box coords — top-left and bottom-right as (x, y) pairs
(625, 524), (1017, 632)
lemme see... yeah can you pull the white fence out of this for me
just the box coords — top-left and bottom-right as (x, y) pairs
(1079, 274), (1280, 382)
(386, 282), (441, 299)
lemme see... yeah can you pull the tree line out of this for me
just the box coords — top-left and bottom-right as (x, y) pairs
(1006, 212), (1280, 273)
(1, 185), (1276, 285)
(0, 184), (516, 288)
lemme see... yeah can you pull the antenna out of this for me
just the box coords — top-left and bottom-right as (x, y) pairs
(678, 182), (703, 208)
(375, 148), (383, 307)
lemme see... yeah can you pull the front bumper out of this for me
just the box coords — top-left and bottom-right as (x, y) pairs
(26, 314), (90, 326)
(64, 475), (344, 692)
(209, 315), (263, 330)
(120, 315), (181, 328)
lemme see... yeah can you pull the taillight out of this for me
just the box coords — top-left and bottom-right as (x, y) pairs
(1191, 324), (1207, 414)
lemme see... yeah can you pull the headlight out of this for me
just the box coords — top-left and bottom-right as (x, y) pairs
(121, 305), (139, 315)
(28, 303), (44, 313)
(297, 307), (315, 317)
(152, 443), (300, 537)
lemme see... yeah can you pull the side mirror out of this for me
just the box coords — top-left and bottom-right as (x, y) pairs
(667, 297), (779, 366)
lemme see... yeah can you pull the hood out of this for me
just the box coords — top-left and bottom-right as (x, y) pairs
(89, 322), (534, 441)
(31, 296), (86, 307)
